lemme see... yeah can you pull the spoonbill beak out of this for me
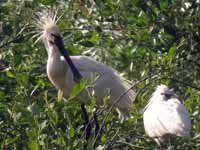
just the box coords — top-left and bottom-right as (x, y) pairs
(51, 33), (82, 82)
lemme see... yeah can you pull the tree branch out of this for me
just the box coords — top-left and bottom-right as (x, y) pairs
(93, 74), (158, 145)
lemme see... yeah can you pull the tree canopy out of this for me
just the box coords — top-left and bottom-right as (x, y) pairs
(0, 0), (200, 149)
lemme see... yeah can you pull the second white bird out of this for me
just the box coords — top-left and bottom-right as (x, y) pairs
(143, 84), (191, 146)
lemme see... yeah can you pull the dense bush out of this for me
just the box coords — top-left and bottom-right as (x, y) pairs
(0, 0), (199, 149)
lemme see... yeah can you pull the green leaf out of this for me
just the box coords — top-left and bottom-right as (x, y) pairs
(90, 31), (99, 44)
(0, 91), (5, 98)
(6, 71), (15, 78)
(96, 145), (105, 150)
(160, 1), (169, 11)
(86, 137), (93, 150)
(168, 45), (176, 58)
(41, 0), (56, 5)
(90, 97), (96, 108)
(28, 140), (38, 150)
(103, 96), (110, 107)
(49, 110), (58, 125)
(4, 136), (18, 146)
(68, 127), (75, 138)
(167, 45), (176, 64)
(100, 135), (107, 144)
(69, 79), (87, 100)
(73, 32), (83, 41)
(37, 79), (45, 87)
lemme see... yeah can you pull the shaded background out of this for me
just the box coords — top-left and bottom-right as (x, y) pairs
(0, 0), (200, 149)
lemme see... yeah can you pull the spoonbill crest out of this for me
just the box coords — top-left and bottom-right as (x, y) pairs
(143, 84), (191, 147)
(34, 11), (136, 120)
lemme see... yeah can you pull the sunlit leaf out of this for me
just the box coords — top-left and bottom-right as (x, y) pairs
(28, 140), (38, 150)
(6, 71), (15, 78)
(69, 79), (87, 100)
(68, 127), (75, 138)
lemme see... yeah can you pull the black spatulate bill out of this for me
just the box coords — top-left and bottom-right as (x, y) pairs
(52, 34), (82, 82)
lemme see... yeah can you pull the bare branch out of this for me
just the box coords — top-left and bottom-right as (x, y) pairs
(93, 74), (158, 145)
(0, 25), (30, 48)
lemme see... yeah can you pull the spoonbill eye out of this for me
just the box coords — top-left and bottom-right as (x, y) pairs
(48, 39), (55, 44)
(161, 93), (172, 100)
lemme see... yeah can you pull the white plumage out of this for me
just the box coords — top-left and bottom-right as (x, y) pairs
(35, 12), (136, 120)
(143, 84), (191, 146)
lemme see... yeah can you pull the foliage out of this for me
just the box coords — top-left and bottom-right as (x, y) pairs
(0, 0), (200, 149)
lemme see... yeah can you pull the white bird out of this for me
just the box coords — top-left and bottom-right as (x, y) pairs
(143, 84), (191, 147)
(34, 11), (136, 120)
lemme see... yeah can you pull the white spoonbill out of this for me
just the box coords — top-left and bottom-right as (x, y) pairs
(34, 12), (136, 120)
(143, 84), (191, 147)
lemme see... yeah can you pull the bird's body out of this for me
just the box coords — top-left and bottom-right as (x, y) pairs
(47, 46), (135, 118)
(143, 84), (191, 146)
(36, 11), (135, 120)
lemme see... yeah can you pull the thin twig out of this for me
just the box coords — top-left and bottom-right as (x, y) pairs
(116, 140), (145, 149)
(93, 110), (99, 149)
(81, 103), (92, 149)
(0, 36), (22, 48)
(93, 74), (157, 144)
(0, 25), (30, 48)
(103, 128), (120, 150)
